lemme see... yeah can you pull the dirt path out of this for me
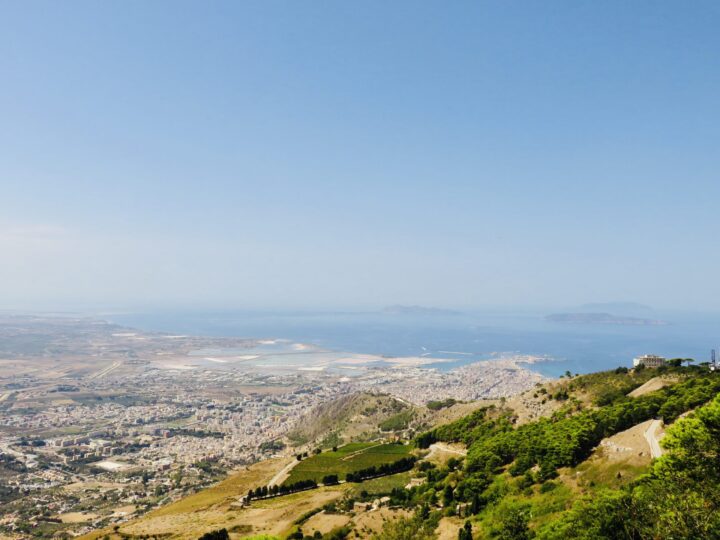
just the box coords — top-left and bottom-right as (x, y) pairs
(432, 442), (466, 456)
(437, 517), (465, 540)
(628, 377), (671, 398)
(425, 442), (467, 461)
(644, 419), (664, 458)
(268, 458), (300, 486)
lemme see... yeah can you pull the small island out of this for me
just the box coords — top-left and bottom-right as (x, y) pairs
(545, 312), (668, 326)
(382, 305), (461, 316)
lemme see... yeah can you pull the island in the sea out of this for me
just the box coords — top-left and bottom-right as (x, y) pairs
(382, 304), (460, 316)
(545, 312), (668, 326)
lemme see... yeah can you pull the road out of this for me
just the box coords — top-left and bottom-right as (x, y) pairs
(644, 419), (664, 458)
(268, 457), (301, 487)
(88, 361), (122, 380)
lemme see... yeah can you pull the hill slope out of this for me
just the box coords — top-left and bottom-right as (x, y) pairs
(80, 364), (720, 540)
(286, 392), (416, 447)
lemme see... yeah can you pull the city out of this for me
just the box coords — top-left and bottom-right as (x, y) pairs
(0, 316), (543, 537)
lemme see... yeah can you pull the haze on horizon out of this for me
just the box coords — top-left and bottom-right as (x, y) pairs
(2, 2), (720, 312)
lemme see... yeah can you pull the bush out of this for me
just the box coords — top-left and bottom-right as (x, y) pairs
(427, 398), (458, 411)
(540, 481), (557, 493)
(197, 528), (229, 540)
(322, 474), (339, 485)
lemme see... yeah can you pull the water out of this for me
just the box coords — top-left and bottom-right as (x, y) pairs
(105, 309), (720, 378)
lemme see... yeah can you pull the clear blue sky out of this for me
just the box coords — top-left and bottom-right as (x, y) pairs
(2, 1), (720, 311)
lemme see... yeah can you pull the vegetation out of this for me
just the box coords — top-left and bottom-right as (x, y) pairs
(415, 406), (505, 448)
(346, 471), (411, 498)
(91, 365), (720, 540)
(379, 410), (415, 432)
(382, 366), (720, 539)
(420, 369), (720, 484)
(564, 365), (668, 405)
(345, 456), (416, 482)
(284, 442), (413, 485)
(287, 393), (412, 446)
(287, 525), (352, 540)
(536, 390), (720, 539)
(197, 529), (229, 540)
(426, 398), (458, 411)
(247, 478), (317, 500)
(259, 440), (286, 452)
(371, 507), (440, 540)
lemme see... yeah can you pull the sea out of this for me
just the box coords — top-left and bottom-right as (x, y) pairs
(104, 309), (720, 378)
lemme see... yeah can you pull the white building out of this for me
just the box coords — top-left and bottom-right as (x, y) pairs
(633, 354), (666, 368)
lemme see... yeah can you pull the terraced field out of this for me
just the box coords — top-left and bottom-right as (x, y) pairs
(285, 442), (412, 484)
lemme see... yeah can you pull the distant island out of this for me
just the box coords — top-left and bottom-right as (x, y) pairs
(546, 312), (668, 326)
(382, 304), (461, 316)
(576, 301), (654, 316)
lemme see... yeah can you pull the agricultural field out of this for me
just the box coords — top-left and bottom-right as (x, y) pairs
(345, 471), (412, 498)
(285, 442), (412, 484)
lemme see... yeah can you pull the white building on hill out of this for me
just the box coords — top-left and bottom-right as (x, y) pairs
(633, 354), (666, 368)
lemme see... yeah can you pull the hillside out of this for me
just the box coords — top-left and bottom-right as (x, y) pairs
(286, 392), (491, 448)
(78, 364), (720, 540)
(286, 393), (417, 447)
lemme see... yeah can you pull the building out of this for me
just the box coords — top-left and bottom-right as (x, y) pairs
(633, 354), (666, 368)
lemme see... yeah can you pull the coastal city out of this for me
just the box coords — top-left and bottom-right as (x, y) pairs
(0, 315), (544, 537)
(2, 3), (718, 537)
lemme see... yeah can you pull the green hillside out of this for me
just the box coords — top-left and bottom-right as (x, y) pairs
(384, 364), (720, 539)
(285, 442), (413, 484)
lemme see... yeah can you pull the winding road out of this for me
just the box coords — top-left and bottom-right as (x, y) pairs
(644, 419), (664, 458)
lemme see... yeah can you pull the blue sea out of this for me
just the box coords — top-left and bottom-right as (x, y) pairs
(105, 309), (720, 378)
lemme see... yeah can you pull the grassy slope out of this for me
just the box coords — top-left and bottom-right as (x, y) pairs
(287, 393), (414, 446)
(77, 457), (285, 540)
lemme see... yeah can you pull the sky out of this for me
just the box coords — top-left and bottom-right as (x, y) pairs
(1, 1), (720, 311)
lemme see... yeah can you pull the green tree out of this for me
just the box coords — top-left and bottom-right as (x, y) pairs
(632, 394), (720, 538)
(458, 520), (473, 540)
(539, 394), (720, 539)
(443, 485), (454, 506)
(494, 503), (530, 540)
(536, 490), (633, 540)
(372, 515), (438, 540)
(470, 493), (480, 514)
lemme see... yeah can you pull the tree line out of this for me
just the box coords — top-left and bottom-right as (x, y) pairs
(345, 456), (417, 482)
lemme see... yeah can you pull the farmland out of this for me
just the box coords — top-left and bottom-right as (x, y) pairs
(284, 442), (413, 484)
(345, 471), (412, 497)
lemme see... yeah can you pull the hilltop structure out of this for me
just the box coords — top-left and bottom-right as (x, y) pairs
(633, 354), (666, 368)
